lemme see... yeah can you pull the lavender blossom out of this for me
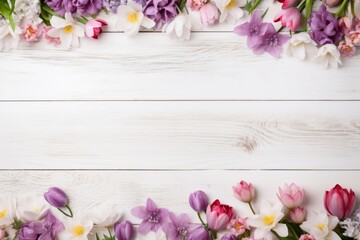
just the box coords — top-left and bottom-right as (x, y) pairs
(251, 23), (289, 58)
(131, 198), (169, 234)
(103, 0), (124, 13)
(45, 0), (103, 16)
(32, 210), (64, 240)
(308, 5), (343, 45)
(19, 224), (38, 240)
(162, 212), (191, 240)
(143, 0), (178, 29)
(233, 10), (269, 49)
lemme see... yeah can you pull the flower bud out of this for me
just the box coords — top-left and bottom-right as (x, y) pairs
(188, 224), (210, 240)
(189, 190), (209, 212)
(325, 0), (342, 7)
(85, 19), (107, 39)
(19, 224), (37, 240)
(44, 187), (69, 208)
(277, 183), (304, 209)
(232, 181), (255, 203)
(199, 3), (219, 26)
(114, 220), (134, 240)
(288, 207), (306, 223)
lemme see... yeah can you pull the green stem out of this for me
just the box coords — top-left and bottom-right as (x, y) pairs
(288, 224), (298, 239)
(249, 202), (256, 215)
(335, 0), (349, 17)
(305, 0), (314, 19)
(249, 0), (263, 14)
(77, 16), (88, 24)
(57, 205), (73, 218)
(197, 212), (210, 231)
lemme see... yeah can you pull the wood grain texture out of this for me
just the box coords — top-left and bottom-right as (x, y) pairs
(1, 33), (360, 101)
(1, 101), (359, 169)
(2, 170), (359, 223)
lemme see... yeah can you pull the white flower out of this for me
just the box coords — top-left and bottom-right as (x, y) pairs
(137, 230), (167, 240)
(0, 20), (21, 51)
(300, 211), (341, 240)
(89, 203), (122, 227)
(48, 13), (85, 49)
(316, 44), (342, 68)
(247, 202), (288, 240)
(13, 0), (42, 26)
(58, 214), (94, 240)
(16, 195), (49, 222)
(116, 1), (155, 36)
(215, 0), (244, 23)
(0, 196), (16, 227)
(162, 14), (192, 41)
(286, 32), (317, 60)
(354, 0), (360, 18)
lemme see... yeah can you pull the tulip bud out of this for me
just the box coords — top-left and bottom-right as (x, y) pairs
(19, 225), (37, 240)
(324, 184), (356, 220)
(189, 190), (209, 212)
(114, 220), (134, 240)
(85, 19), (108, 39)
(206, 199), (233, 231)
(277, 183), (304, 209)
(232, 181), (255, 203)
(325, 0), (342, 7)
(188, 224), (210, 240)
(288, 207), (306, 223)
(44, 187), (69, 208)
(199, 3), (219, 26)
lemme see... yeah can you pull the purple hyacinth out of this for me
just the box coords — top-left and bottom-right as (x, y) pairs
(308, 5), (343, 45)
(234, 10), (269, 48)
(32, 210), (64, 240)
(251, 23), (289, 58)
(143, 0), (178, 29)
(162, 212), (191, 240)
(131, 198), (169, 234)
(45, 0), (103, 16)
(103, 0), (127, 13)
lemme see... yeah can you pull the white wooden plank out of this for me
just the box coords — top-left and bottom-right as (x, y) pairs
(1, 33), (360, 101)
(1, 170), (359, 224)
(1, 101), (359, 169)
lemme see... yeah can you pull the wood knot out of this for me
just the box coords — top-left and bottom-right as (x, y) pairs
(237, 137), (258, 153)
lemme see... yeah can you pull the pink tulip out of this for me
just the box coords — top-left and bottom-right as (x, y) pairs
(232, 181), (255, 203)
(85, 19), (108, 39)
(281, 0), (300, 9)
(22, 24), (42, 42)
(288, 207), (306, 224)
(206, 199), (233, 231)
(277, 183), (304, 209)
(199, 3), (219, 26)
(274, 7), (301, 31)
(338, 17), (352, 35)
(324, 184), (356, 220)
(187, 0), (207, 11)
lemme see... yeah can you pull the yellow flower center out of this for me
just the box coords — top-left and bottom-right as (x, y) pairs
(262, 214), (275, 226)
(316, 224), (325, 231)
(63, 25), (73, 34)
(0, 209), (7, 219)
(72, 225), (85, 236)
(34, 208), (39, 213)
(225, 0), (236, 10)
(128, 12), (139, 23)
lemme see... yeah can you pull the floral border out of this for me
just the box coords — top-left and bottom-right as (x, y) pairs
(0, 182), (358, 240)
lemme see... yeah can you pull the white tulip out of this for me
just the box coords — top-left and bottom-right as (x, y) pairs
(286, 32), (317, 60)
(301, 211), (341, 240)
(16, 195), (49, 222)
(316, 44), (342, 68)
(163, 14), (192, 41)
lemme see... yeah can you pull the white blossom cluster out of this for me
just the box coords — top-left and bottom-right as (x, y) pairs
(12, 0), (42, 26)
(341, 210), (360, 240)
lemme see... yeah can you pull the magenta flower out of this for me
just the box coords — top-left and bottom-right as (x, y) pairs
(234, 10), (269, 49)
(131, 198), (169, 234)
(251, 23), (289, 58)
(32, 210), (64, 240)
(162, 212), (191, 240)
(324, 184), (356, 220)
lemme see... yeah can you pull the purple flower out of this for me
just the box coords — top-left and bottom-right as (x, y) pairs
(19, 224), (38, 240)
(45, 0), (103, 16)
(221, 235), (238, 240)
(251, 23), (289, 58)
(131, 198), (169, 234)
(103, 0), (126, 13)
(308, 5), (343, 45)
(143, 0), (178, 29)
(187, 224), (210, 240)
(32, 210), (64, 240)
(162, 212), (191, 240)
(189, 190), (209, 212)
(234, 10), (269, 48)
(44, 187), (68, 208)
(114, 220), (134, 240)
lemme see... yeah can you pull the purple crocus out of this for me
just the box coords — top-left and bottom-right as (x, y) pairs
(45, 0), (103, 16)
(308, 5), (343, 45)
(131, 198), (169, 234)
(44, 187), (68, 208)
(251, 23), (289, 58)
(189, 190), (209, 212)
(18, 224), (38, 240)
(162, 212), (191, 240)
(143, 0), (178, 29)
(234, 10), (270, 48)
(114, 220), (134, 240)
(32, 210), (64, 240)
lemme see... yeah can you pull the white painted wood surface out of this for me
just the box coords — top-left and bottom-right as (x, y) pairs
(1, 7), (360, 235)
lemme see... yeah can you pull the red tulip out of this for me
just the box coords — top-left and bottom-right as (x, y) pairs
(85, 19), (107, 39)
(324, 184), (356, 220)
(274, 7), (301, 32)
(206, 199), (233, 231)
